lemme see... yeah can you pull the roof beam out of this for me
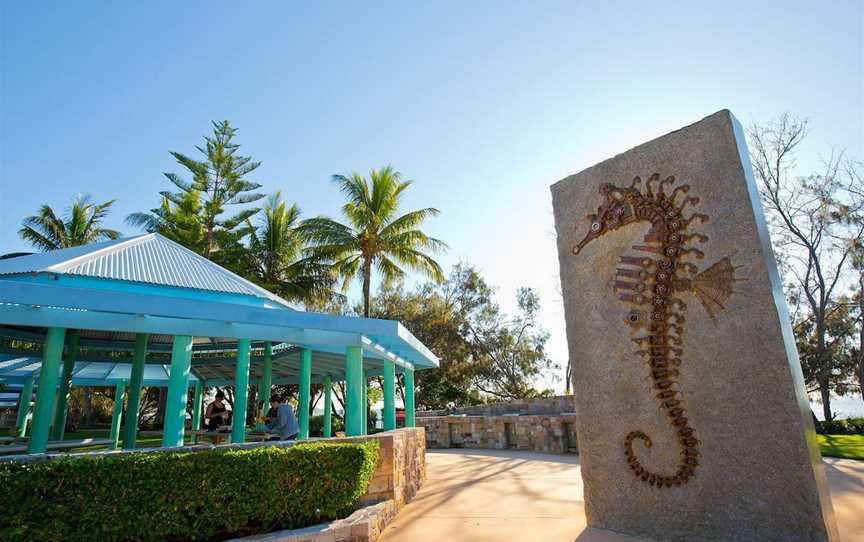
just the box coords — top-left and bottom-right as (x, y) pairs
(0, 280), (438, 368)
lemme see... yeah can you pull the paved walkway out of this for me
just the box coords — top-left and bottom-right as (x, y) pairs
(379, 449), (864, 542)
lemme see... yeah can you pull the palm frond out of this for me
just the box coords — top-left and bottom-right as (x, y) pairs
(379, 208), (441, 237)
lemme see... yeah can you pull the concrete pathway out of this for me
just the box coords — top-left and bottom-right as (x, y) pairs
(379, 449), (864, 542)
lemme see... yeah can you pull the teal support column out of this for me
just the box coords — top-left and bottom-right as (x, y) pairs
(109, 381), (126, 450)
(323, 375), (332, 438)
(28, 327), (66, 453)
(123, 333), (148, 449)
(298, 348), (312, 440)
(16, 376), (34, 438)
(231, 338), (251, 444)
(257, 342), (273, 431)
(361, 367), (367, 434)
(383, 360), (396, 431)
(190, 379), (203, 442)
(344, 346), (363, 436)
(162, 335), (193, 448)
(404, 369), (415, 428)
(52, 331), (79, 441)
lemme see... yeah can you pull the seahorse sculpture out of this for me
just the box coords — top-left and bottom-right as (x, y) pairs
(573, 173), (739, 488)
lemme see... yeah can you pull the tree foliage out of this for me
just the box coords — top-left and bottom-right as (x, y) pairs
(301, 166), (447, 316)
(369, 263), (557, 408)
(748, 113), (864, 419)
(19, 194), (120, 251)
(245, 192), (340, 304)
(126, 190), (206, 253)
(128, 120), (264, 270)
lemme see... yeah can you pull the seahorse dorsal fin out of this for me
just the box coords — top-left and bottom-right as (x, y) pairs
(692, 256), (741, 319)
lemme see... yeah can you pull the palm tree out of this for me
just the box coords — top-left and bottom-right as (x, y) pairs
(19, 194), (120, 251)
(301, 166), (447, 317)
(246, 192), (340, 304)
(127, 191), (206, 254)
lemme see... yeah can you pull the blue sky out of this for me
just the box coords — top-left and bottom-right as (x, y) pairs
(1, 2), (862, 395)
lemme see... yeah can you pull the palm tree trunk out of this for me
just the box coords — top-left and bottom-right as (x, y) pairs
(362, 258), (372, 317)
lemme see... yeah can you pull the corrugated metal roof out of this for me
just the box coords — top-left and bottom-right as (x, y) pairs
(0, 234), (293, 308)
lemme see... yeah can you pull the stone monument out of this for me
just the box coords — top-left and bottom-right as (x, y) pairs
(551, 110), (839, 541)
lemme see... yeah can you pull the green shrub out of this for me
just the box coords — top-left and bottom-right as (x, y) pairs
(0, 440), (378, 542)
(309, 414), (344, 437)
(815, 417), (864, 435)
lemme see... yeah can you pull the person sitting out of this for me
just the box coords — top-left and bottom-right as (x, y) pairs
(264, 395), (299, 440)
(204, 390), (231, 431)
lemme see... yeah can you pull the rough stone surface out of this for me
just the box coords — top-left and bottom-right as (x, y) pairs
(421, 395), (577, 417)
(417, 414), (578, 454)
(551, 110), (839, 541)
(232, 500), (398, 542)
(358, 428), (426, 507)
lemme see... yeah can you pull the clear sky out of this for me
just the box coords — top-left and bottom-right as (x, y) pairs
(1, 2), (862, 395)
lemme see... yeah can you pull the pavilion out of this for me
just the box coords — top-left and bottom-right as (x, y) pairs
(0, 233), (438, 454)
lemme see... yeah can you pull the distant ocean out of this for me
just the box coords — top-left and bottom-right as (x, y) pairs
(810, 394), (864, 420)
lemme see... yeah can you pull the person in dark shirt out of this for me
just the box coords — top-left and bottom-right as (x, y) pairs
(204, 390), (231, 431)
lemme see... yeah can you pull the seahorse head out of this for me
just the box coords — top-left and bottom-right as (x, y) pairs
(574, 183), (635, 254)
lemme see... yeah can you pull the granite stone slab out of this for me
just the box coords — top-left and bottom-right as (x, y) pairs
(551, 110), (838, 541)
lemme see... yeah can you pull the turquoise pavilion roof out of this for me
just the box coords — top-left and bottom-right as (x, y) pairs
(0, 233), (294, 309)
(0, 234), (439, 380)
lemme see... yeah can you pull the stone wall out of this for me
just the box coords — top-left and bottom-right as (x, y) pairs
(421, 395), (576, 417)
(357, 428), (425, 507)
(417, 414), (578, 454)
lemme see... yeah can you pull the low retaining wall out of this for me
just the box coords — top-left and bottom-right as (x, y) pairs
(421, 395), (577, 417)
(356, 428), (425, 507)
(417, 414), (578, 454)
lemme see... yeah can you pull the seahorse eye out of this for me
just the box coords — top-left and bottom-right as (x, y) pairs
(591, 222), (602, 232)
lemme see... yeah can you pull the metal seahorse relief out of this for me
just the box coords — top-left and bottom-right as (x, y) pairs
(573, 174), (740, 488)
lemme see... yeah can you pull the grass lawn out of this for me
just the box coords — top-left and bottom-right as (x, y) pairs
(2, 428), (195, 452)
(60, 429), (196, 451)
(817, 434), (864, 460)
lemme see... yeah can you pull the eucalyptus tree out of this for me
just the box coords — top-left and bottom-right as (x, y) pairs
(748, 114), (864, 419)
(19, 194), (120, 250)
(301, 166), (447, 317)
(246, 192), (339, 304)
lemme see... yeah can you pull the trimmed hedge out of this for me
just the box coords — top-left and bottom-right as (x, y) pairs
(0, 441), (379, 542)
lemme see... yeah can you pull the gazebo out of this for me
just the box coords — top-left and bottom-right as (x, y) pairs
(0, 233), (438, 454)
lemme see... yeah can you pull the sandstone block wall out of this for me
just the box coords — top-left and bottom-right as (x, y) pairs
(422, 395), (576, 417)
(417, 414), (578, 454)
(358, 428), (426, 506)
